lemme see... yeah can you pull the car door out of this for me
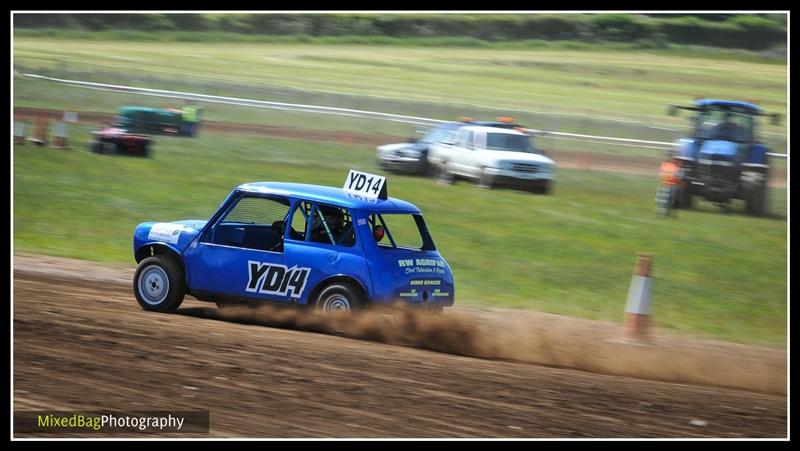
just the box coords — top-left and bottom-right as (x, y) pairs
(462, 130), (485, 178)
(282, 201), (367, 306)
(182, 193), (291, 302)
(449, 129), (476, 177)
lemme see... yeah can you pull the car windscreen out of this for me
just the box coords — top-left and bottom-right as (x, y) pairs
(369, 213), (435, 251)
(486, 133), (537, 153)
(420, 127), (457, 144)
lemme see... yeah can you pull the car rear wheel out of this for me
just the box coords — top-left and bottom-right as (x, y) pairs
(315, 283), (363, 317)
(530, 181), (550, 195)
(438, 162), (454, 185)
(133, 255), (185, 312)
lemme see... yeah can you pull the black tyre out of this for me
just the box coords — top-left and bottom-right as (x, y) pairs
(315, 283), (364, 316)
(530, 181), (551, 195)
(141, 145), (151, 158)
(477, 167), (494, 189)
(656, 184), (676, 217)
(746, 181), (768, 216)
(674, 182), (692, 209)
(90, 141), (103, 154)
(133, 255), (185, 312)
(438, 162), (454, 185)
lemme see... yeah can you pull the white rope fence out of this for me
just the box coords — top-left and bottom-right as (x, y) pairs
(22, 73), (787, 159)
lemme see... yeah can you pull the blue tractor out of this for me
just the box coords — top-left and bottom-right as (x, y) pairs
(657, 99), (781, 216)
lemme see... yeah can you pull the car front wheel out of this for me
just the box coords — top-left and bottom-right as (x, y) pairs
(477, 167), (494, 189)
(133, 255), (186, 312)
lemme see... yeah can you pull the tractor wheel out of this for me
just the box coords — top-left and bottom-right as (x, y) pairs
(745, 181), (768, 216)
(674, 182), (692, 209)
(656, 184), (677, 217)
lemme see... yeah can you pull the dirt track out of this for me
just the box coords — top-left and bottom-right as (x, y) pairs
(13, 256), (787, 438)
(13, 107), (787, 188)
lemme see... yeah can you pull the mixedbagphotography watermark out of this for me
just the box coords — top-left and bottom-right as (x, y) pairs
(14, 411), (209, 434)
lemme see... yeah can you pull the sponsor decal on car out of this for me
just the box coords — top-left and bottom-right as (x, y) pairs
(397, 258), (447, 275)
(246, 261), (310, 298)
(147, 223), (184, 244)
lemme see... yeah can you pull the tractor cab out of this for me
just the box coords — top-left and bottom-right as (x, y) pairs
(669, 100), (777, 165)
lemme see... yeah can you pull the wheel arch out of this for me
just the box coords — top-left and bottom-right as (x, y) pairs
(135, 243), (186, 281)
(306, 275), (369, 307)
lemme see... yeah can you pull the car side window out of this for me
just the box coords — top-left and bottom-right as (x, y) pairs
(288, 201), (312, 240)
(209, 195), (290, 252)
(455, 130), (474, 150)
(292, 202), (356, 247)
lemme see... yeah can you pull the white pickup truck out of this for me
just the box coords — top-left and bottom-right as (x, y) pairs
(427, 125), (555, 194)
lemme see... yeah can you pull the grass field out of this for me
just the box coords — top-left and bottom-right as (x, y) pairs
(12, 127), (787, 346)
(12, 37), (788, 346)
(13, 38), (787, 136)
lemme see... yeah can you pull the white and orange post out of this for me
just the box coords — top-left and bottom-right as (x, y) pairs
(623, 253), (653, 340)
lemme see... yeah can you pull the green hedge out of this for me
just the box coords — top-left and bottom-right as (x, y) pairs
(13, 13), (787, 50)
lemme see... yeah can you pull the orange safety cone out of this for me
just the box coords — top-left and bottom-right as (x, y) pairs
(623, 253), (653, 340)
(14, 121), (27, 145)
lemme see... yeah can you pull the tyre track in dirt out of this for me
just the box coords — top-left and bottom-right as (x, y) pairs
(13, 256), (786, 438)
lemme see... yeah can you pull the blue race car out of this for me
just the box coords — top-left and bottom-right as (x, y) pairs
(132, 170), (454, 315)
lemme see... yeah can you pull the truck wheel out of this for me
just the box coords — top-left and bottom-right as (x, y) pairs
(477, 167), (494, 189)
(141, 145), (151, 158)
(530, 181), (550, 195)
(746, 181), (768, 216)
(89, 141), (103, 154)
(133, 256), (185, 312)
(315, 283), (363, 316)
(438, 162), (454, 185)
